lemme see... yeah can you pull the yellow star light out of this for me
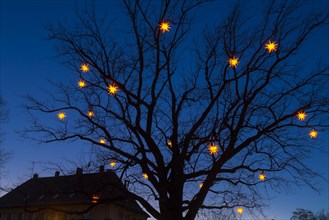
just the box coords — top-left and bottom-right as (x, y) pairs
(108, 84), (119, 95)
(208, 143), (219, 155)
(309, 129), (318, 139)
(99, 139), (106, 144)
(110, 161), (116, 168)
(77, 80), (86, 88)
(88, 111), (94, 118)
(258, 173), (266, 181)
(57, 112), (66, 120)
(297, 111), (307, 121)
(159, 21), (171, 33)
(265, 40), (278, 53)
(228, 57), (239, 68)
(237, 207), (244, 215)
(199, 183), (203, 188)
(143, 173), (148, 179)
(80, 63), (90, 73)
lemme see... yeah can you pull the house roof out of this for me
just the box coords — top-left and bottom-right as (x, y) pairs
(0, 169), (148, 217)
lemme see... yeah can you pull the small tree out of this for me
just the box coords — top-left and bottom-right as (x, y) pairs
(24, 1), (329, 219)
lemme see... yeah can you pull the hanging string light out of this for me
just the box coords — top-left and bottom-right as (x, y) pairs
(296, 111), (307, 121)
(110, 161), (116, 168)
(309, 129), (318, 139)
(228, 56), (239, 68)
(80, 63), (90, 73)
(159, 21), (171, 33)
(87, 111), (94, 118)
(258, 173), (266, 181)
(208, 143), (219, 155)
(108, 84), (119, 95)
(237, 207), (244, 215)
(77, 80), (86, 88)
(265, 40), (278, 53)
(57, 112), (66, 120)
(143, 173), (149, 179)
(99, 139), (106, 144)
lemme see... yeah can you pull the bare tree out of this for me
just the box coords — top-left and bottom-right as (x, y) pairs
(24, 1), (329, 219)
(0, 96), (11, 193)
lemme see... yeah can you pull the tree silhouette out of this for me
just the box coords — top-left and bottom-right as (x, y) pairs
(24, 1), (329, 219)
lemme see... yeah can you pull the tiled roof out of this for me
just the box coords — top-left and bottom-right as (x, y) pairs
(0, 170), (148, 216)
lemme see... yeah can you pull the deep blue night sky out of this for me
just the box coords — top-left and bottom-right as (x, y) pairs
(0, 0), (328, 219)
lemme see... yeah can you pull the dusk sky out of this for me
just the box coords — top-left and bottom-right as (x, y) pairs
(0, 0), (328, 219)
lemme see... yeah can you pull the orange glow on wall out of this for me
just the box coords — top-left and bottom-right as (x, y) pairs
(297, 111), (307, 121)
(265, 40), (278, 53)
(309, 129), (318, 138)
(80, 63), (90, 73)
(208, 143), (219, 155)
(159, 21), (171, 33)
(57, 112), (66, 120)
(228, 57), (239, 68)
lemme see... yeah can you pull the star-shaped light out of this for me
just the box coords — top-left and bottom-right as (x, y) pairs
(143, 173), (148, 179)
(265, 40), (278, 53)
(159, 21), (171, 33)
(77, 80), (86, 88)
(57, 112), (66, 120)
(297, 111), (307, 121)
(258, 173), (266, 181)
(110, 161), (116, 168)
(87, 111), (94, 118)
(108, 84), (119, 95)
(99, 139), (106, 144)
(228, 56), (239, 68)
(80, 63), (90, 73)
(237, 207), (244, 215)
(199, 183), (203, 188)
(208, 143), (219, 155)
(309, 129), (318, 139)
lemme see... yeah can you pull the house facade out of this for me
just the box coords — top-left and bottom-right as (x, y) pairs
(0, 167), (148, 220)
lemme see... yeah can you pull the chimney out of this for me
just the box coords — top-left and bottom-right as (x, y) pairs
(76, 167), (83, 175)
(33, 174), (38, 179)
(55, 171), (60, 177)
(99, 165), (104, 173)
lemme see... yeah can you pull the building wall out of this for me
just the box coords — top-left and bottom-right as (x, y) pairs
(0, 204), (147, 220)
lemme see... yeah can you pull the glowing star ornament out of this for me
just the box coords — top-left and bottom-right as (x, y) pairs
(57, 112), (66, 120)
(80, 63), (90, 73)
(159, 21), (171, 33)
(265, 40), (278, 53)
(258, 173), (266, 181)
(77, 80), (86, 88)
(208, 143), (219, 155)
(87, 111), (94, 118)
(297, 111), (307, 121)
(110, 161), (116, 168)
(99, 139), (106, 144)
(237, 207), (244, 215)
(108, 84), (119, 95)
(143, 173), (148, 179)
(228, 57), (239, 68)
(309, 129), (318, 139)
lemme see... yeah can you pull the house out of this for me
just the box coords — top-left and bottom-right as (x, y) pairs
(0, 167), (149, 220)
